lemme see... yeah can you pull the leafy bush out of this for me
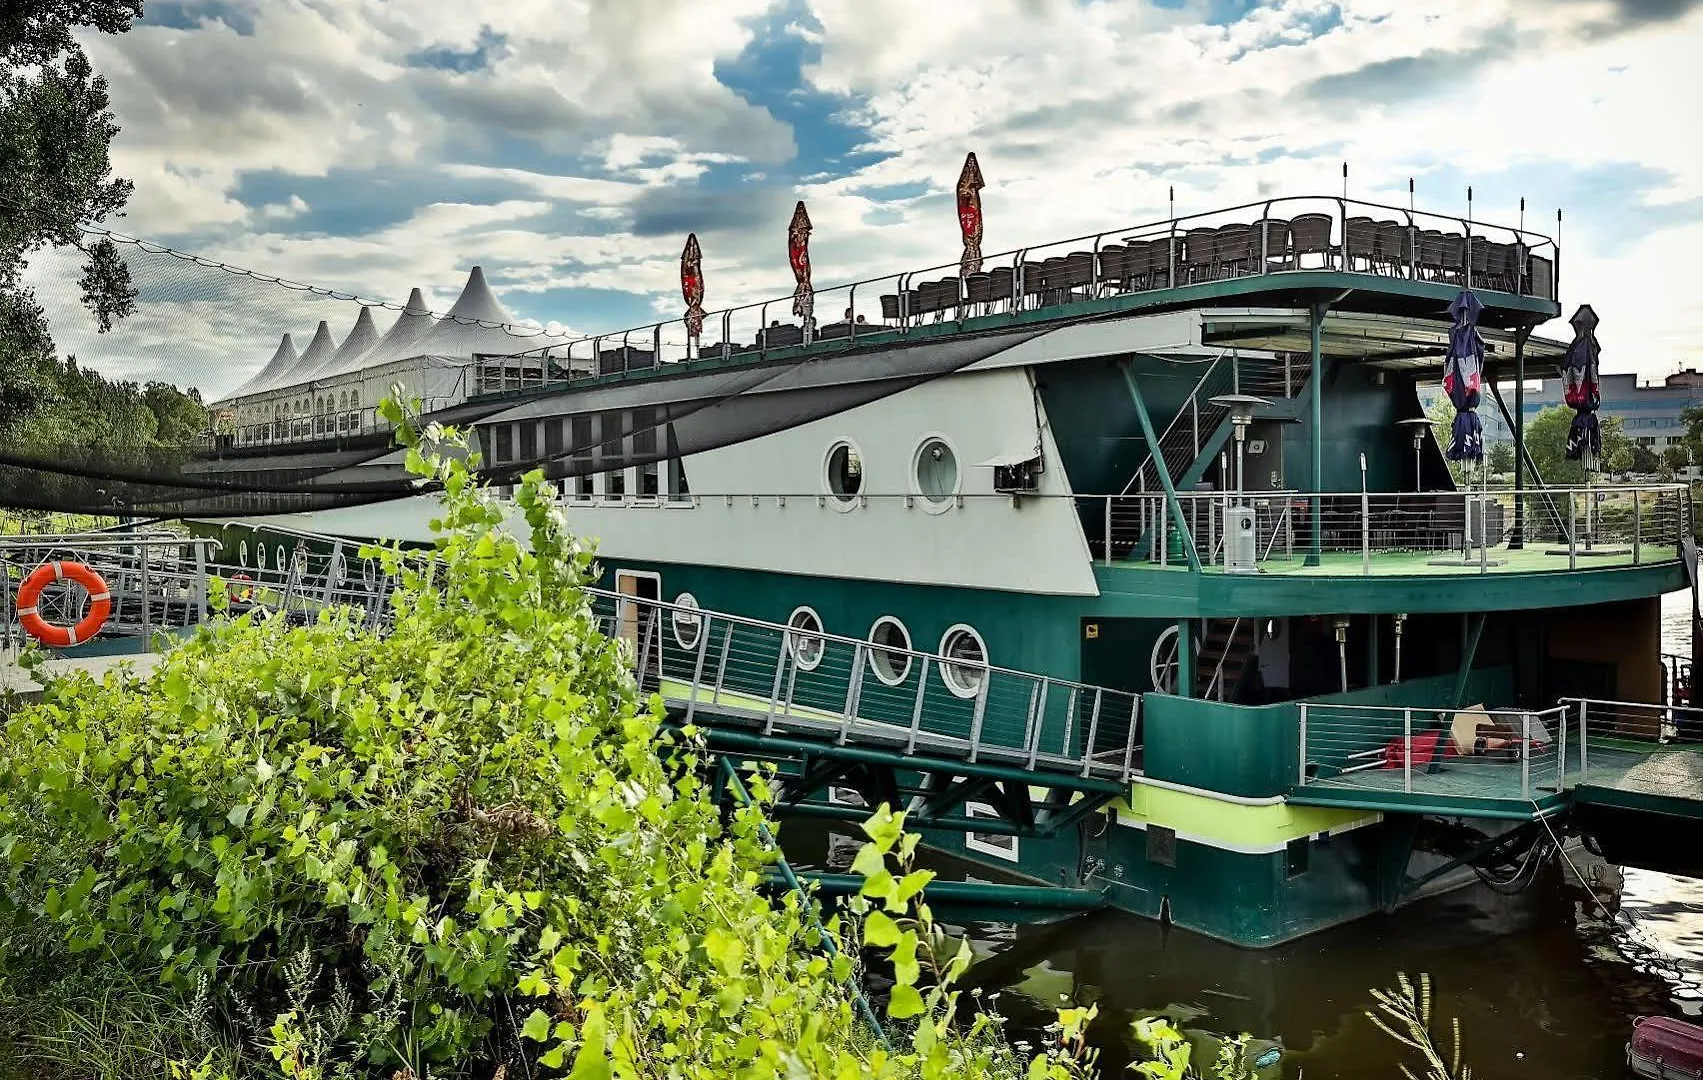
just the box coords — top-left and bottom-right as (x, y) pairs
(0, 407), (1053, 1079)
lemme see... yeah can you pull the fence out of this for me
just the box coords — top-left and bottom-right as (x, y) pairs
(583, 589), (1141, 782)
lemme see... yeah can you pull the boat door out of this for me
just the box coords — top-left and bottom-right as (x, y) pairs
(615, 569), (662, 682)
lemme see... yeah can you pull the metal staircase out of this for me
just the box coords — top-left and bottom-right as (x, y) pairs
(1113, 351), (1312, 563)
(1196, 617), (1258, 701)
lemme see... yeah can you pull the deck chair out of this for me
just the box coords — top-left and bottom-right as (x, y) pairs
(1382, 729), (1442, 771)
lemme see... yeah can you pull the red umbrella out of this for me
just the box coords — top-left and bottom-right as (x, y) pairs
(788, 200), (813, 327)
(680, 233), (705, 340)
(957, 152), (985, 276)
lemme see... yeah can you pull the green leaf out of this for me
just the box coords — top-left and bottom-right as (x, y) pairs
(887, 984), (925, 1019)
(520, 1008), (553, 1042)
(863, 910), (901, 948)
(568, 1006), (612, 1080)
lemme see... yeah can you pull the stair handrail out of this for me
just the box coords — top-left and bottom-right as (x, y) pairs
(1203, 616), (1244, 702)
(1118, 350), (1230, 496)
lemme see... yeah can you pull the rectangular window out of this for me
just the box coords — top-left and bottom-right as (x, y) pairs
(545, 418), (564, 458)
(1285, 837), (1311, 878)
(964, 802), (1019, 863)
(604, 468), (626, 500)
(571, 415), (594, 499)
(1146, 824), (1177, 867)
(668, 457), (691, 502)
(633, 408), (660, 497)
(494, 424), (514, 464)
(519, 421), (538, 462)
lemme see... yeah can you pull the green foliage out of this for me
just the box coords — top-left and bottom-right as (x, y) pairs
(1485, 442), (1514, 475)
(0, 397), (1041, 1079)
(1522, 405), (1628, 485)
(1631, 445), (1661, 474)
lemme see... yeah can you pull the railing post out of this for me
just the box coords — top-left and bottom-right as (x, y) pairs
(636, 604), (660, 688)
(193, 541), (208, 623)
(1103, 497), (1113, 567)
(1298, 703), (1309, 786)
(1191, 396), (1200, 457)
(764, 633), (790, 735)
(838, 644), (867, 744)
(1158, 505), (1168, 567)
(967, 674), (990, 763)
(1121, 696), (1140, 780)
(1080, 688), (1104, 778)
(1361, 485), (1371, 576)
(1061, 685), (1080, 762)
(1404, 708), (1413, 793)
(906, 668), (927, 754)
(1633, 489), (1642, 564)
(1026, 681), (1050, 770)
(1568, 490), (1578, 571)
(139, 543), (151, 645)
(1557, 706), (1567, 790)
(712, 623), (734, 704)
(1578, 700), (1589, 775)
(684, 613), (713, 725)
(1520, 711), (1531, 800)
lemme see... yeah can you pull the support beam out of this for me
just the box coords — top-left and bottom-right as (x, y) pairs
(1453, 611), (1488, 707)
(766, 872), (1108, 911)
(1511, 327), (1531, 548)
(1307, 301), (1325, 566)
(1120, 361), (1203, 571)
(1176, 620), (1195, 698)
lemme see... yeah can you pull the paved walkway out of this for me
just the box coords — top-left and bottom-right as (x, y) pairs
(0, 649), (163, 707)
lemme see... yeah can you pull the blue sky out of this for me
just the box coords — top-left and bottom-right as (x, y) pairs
(43, 0), (1703, 393)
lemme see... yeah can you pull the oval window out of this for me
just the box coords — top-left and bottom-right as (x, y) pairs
(239, 540), (249, 565)
(787, 606), (825, 671)
(938, 625), (987, 698)
(257, 544), (267, 570)
(275, 545), (288, 572)
(673, 592), (702, 650)
(867, 616), (913, 686)
(824, 441), (863, 503)
(914, 438), (959, 504)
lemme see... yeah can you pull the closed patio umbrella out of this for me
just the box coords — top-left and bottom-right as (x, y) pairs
(788, 200), (814, 333)
(957, 152), (985, 277)
(681, 233), (705, 345)
(1442, 290), (1485, 463)
(1561, 304), (1602, 470)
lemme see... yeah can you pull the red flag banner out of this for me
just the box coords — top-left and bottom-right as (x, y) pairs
(680, 233), (705, 339)
(788, 200), (813, 326)
(957, 152), (985, 276)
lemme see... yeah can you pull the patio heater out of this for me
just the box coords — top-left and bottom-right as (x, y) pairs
(1397, 417), (1433, 491)
(1392, 612), (1407, 683)
(1333, 615), (1351, 693)
(1208, 394), (1272, 574)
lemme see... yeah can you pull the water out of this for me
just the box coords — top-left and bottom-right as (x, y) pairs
(784, 587), (1703, 1077)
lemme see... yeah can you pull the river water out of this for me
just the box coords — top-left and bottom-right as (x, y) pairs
(786, 588), (1703, 1078)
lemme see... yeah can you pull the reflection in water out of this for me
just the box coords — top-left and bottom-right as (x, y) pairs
(775, 588), (1703, 1076)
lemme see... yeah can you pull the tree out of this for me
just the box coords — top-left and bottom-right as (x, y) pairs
(0, 0), (142, 436)
(1486, 441), (1515, 473)
(1631, 445), (1661, 474)
(1663, 444), (1691, 472)
(1522, 404), (1629, 485)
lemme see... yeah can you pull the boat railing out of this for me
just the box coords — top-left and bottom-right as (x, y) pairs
(581, 587), (1143, 782)
(1079, 483), (1690, 574)
(476, 193), (1558, 394)
(1299, 701), (1574, 803)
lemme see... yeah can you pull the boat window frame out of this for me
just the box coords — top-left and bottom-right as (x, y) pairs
(937, 623), (988, 699)
(867, 615), (913, 687)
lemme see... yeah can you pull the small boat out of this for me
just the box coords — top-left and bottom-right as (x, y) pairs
(1628, 1016), (1703, 1079)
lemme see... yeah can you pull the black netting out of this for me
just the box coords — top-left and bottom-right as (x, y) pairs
(1, 228), (1054, 517)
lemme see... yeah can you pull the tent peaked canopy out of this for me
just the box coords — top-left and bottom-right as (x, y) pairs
(411, 265), (540, 360)
(355, 287), (437, 370)
(216, 332), (298, 405)
(313, 306), (382, 378)
(270, 321), (340, 392)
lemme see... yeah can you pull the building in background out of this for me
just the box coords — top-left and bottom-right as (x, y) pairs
(1425, 369), (1703, 454)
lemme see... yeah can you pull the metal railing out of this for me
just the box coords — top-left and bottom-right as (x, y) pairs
(1080, 484), (1689, 574)
(2, 533), (223, 652)
(469, 193), (1557, 393)
(583, 589), (1142, 781)
(1299, 701), (1574, 802)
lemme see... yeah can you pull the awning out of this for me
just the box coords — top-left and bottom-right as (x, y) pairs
(976, 448), (1041, 468)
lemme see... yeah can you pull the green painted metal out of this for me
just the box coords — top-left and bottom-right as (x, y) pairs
(1177, 619), (1195, 699)
(1397, 821), (1542, 899)
(773, 872), (1108, 910)
(1452, 612), (1487, 706)
(1094, 560), (1688, 620)
(1307, 302), (1324, 566)
(1287, 789), (1568, 821)
(1120, 361), (1202, 571)
(1511, 328), (1529, 548)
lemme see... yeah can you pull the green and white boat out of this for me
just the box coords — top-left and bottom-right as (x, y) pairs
(192, 193), (1702, 947)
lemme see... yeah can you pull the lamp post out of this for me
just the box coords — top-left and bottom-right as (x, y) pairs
(1398, 417), (1433, 491)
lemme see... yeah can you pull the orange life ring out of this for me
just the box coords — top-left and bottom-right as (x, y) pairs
(16, 561), (111, 648)
(231, 572), (254, 602)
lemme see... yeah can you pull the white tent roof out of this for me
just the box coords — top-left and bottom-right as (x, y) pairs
(311, 306), (382, 378)
(217, 333), (298, 404)
(356, 288), (437, 369)
(270, 321), (339, 391)
(410, 266), (553, 360)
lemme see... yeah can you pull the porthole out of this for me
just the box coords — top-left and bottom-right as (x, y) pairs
(672, 592), (702, 650)
(239, 540), (249, 565)
(257, 544), (267, 570)
(275, 545), (288, 572)
(938, 624), (987, 699)
(867, 616), (913, 686)
(823, 440), (864, 507)
(787, 606), (825, 671)
(913, 436), (959, 507)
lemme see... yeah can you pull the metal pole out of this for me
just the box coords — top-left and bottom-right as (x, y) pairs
(1404, 708), (1413, 793)
(1104, 497), (1113, 566)
(1360, 452), (1371, 575)
(1520, 711), (1531, 800)
(1511, 328), (1529, 547)
(1579, 700), (1589, 775)
(1557, 706), (1567, 790)
(1634, 489), (1642, 564)
(1569, 490), (1578, 571)
(1308, 301), (1325, 566)
(1298, 703), (1309, 785)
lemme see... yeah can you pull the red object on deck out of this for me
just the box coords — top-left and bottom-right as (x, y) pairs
(1381, 730), (1441, 770)
(1628, 1016), (1703, 1079)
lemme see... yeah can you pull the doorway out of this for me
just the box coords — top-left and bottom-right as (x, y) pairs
(615, 569), (661, 684)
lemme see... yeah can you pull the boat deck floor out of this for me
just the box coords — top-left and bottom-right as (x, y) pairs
(1120, 545), (1678, 577)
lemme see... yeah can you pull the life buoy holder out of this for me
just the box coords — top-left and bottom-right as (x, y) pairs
(16, 561), (111, 648)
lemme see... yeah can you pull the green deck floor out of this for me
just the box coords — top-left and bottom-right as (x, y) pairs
(1184, 545), (1680, 577)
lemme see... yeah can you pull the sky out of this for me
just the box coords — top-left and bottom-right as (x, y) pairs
(38, 0), (1703, 395)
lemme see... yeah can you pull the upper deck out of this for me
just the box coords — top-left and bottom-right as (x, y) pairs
(466, 193), (1560, 404)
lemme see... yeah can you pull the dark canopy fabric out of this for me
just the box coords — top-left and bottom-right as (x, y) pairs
(1561, 304), (1602, 469)
(1441, 290), (1486, 463)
